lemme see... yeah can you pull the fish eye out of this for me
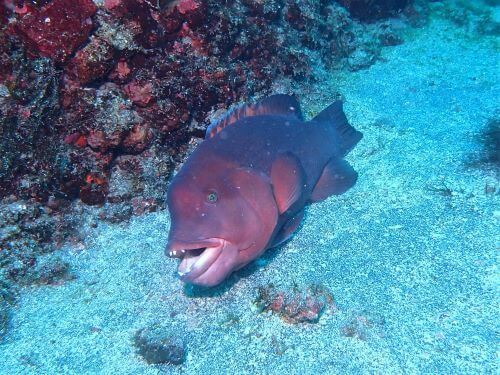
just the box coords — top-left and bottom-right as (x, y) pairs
(206, 191), (218, 203)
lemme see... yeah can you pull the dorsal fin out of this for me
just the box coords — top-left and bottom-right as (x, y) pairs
(205, 94), (303, 139)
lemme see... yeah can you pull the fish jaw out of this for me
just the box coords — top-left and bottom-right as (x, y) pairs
(165, 238), (239, 287)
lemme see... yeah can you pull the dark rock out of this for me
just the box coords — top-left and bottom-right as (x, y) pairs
(347, 47), (378, 71)
(79, 173), (109, 206)
(478, 118), (500, 168)
(0, 199), (75, 287)
(0, 6), (12, 81)
(467, 117), (500, 173)
(377, 22), (404, 46)
(0, 300), (8, 341)
(106, 150), (171, 209)
(131, 197), (159, 216)
(0, 56), (60, 201)
(134, 326), (185, 365)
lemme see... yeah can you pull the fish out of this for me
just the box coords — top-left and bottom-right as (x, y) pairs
(165, 94), (363, 287)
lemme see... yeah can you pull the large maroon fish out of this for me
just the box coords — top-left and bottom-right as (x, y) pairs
(166, 95), (362, 287)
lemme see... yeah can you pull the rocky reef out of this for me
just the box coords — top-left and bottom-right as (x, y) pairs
(0, 0), (417, 210)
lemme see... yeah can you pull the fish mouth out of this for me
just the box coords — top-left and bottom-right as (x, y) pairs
(165, 238), (229, 285)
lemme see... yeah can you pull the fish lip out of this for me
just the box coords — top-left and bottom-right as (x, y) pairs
(165, 238), (222, 258)
(177, 242), (225, 282)
(166, 237), (233, 284)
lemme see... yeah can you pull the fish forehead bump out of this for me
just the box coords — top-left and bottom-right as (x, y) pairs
(168, 154), (227, 196)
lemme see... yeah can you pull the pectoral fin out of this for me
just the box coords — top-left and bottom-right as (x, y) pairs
(270, 152), (306, 214)
(310, 158), (357, 202)
(271, 210), (304, 247)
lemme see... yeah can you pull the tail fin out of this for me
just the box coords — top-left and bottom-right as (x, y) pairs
(312, 101), (363, 156)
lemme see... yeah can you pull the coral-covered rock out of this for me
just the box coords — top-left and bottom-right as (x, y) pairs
(255, 284), (336, 324)
(0, 4), (11, 79)
(61, 84), (142, 149)
(94, 10), (141, 52)
(0, 2), (7, 23)
(103, 0), (122, 11)
(106, 156), (140, 203)
(108, 59), (131, 81)
(159, 6), (183, 34)
(54, 146), (113, 201)
(65, 37), (116, 85)
(175, 0), (206, 28)
(123, 81), (154, 107)
(87, 130), (109, 153)
(102, 0), (163, 49)
(10, 0), (97, 63)
(122, 124), (154, 153)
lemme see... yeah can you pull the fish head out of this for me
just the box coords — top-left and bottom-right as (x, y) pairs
(166, 154), (278, 287)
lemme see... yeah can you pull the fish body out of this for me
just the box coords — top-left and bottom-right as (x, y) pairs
(166, 95), (362, 287)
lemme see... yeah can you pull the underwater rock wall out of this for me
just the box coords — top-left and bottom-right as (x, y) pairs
(0, 0), (415, 208)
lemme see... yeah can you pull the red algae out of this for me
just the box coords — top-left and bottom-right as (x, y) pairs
(255, 284), (336, 324)
(10, 0), (97, 63)
(103, 0), (122, 11)
(123, 81), (154, 107)
(177, 0), (199, 14)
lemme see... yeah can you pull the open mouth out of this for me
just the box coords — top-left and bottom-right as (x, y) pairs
(166, 239), (224, 282)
